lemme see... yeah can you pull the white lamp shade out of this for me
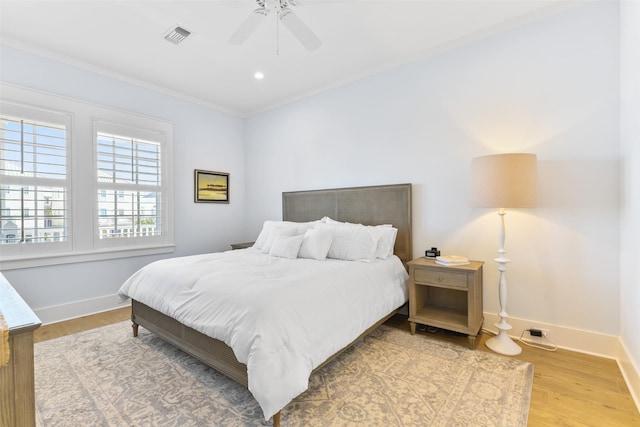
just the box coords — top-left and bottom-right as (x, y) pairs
(470, 153), (538, 208)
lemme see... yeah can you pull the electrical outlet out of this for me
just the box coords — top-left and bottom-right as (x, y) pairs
(522, 328), (553, 346)
(529, 327), (549, 337)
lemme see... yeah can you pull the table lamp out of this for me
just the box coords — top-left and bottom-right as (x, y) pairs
(471, 153), (537, 356)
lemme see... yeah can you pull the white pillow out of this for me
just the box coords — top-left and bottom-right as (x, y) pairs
(269, 235), (304, 259)
(253, 220), (317, 250)
(316, 219), (397, 260)
(298, 228), (334, 261)
(295, 220), (318, 234)
(374, 225), (398, 259)
(322, 216), (339, 224)
(315, 222), (381, 262)
(254, 221), (290, 250)
(261, 228), (297, 254)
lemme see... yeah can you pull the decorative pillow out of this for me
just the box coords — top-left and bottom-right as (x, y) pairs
(298, 228), (334, 261)
(374, 225), (398, 259)
(315, 222), (382, 262)
(269, 235), (304, 259)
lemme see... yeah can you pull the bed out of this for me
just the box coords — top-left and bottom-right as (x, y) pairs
(119, 183), (412, 426)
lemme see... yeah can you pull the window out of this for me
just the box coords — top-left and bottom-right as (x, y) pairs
(1, 85), (173, 269)
(95, 127), (163, 242)
(0, 107), (70, 255)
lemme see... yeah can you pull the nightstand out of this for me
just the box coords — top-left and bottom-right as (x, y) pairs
(408, 257), (484, 349)
(230, 241), (254, 250)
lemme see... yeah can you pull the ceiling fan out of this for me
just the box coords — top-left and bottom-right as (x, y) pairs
(228, 0), (322, 51)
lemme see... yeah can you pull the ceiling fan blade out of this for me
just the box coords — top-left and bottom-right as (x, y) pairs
(279, 8), (322, 51)
(228, 8), (269, 45)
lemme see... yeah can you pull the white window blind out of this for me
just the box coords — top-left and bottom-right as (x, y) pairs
(0, 113), (69, 247)
(95, 126), (165, 242)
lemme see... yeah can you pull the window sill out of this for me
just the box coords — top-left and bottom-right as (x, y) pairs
(0, 244), (175, 270)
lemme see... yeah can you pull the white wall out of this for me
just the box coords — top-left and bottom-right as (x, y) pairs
(245, 0), (621, 339)
(0, 45), (246, 321)
(620, 0), (640, 408)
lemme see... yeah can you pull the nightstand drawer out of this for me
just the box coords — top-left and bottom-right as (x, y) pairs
(414, 269), (467, 289)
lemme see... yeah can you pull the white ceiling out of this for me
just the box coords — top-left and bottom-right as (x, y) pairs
(0, 0), (584, 116)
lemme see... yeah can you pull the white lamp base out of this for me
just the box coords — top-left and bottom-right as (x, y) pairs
(486, 330), (522, 356)
(484, 208), (523, 357)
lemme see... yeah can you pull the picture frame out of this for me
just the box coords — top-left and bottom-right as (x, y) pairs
(194, 169), (229, 203)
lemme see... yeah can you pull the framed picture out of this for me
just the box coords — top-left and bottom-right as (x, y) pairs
(194, 170), (229, 203)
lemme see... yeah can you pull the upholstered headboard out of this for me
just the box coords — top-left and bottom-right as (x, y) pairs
(282, 184), (412, 264)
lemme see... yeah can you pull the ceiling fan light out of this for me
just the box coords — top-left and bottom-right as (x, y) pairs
(254, 71), (265, 79)
(229, 0), (321, 51)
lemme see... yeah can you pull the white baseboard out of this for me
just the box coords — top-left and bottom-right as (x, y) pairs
(483, 312), (620, 358)
(618, 341), (640, 413)
(34, 293), (130, 325)
(483, 312), (640, 413)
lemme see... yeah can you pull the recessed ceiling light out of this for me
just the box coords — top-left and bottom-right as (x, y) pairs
(254, 71), (265, 80)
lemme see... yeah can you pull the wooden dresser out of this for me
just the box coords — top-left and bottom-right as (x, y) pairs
(0, 273), (41, 427)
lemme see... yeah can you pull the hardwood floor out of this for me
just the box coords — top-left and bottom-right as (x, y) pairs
(33, 307), (131, 343)
(34, 308), (640, 426)
(385, 315), (640, 427)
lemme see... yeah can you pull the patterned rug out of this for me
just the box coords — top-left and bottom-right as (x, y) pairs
(34, 321), (533, 426)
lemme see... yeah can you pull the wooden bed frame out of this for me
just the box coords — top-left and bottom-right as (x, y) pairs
(130, 183), (412, 426)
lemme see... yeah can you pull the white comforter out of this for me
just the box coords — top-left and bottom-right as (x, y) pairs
(118, 248), (408, 420)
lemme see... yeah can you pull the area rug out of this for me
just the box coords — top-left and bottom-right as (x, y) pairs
(34, 322), (533, 426)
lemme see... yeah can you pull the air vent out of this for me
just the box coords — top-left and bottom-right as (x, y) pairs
(164, 26), (191, 44)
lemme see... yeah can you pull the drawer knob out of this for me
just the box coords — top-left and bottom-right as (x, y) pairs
(436, 275), (443, 281)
